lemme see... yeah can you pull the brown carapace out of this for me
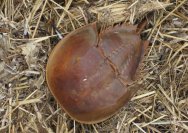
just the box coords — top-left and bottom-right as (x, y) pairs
(46, 22), (148, 124)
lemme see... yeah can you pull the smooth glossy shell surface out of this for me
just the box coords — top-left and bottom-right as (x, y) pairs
(46, 23), (148, 124)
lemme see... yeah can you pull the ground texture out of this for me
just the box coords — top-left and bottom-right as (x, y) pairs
(0, 0), (188, 133)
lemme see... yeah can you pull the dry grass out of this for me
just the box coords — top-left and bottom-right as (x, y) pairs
(0, 0), (188, 133)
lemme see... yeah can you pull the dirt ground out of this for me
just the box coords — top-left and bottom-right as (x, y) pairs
(0, 0), (188, 133)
